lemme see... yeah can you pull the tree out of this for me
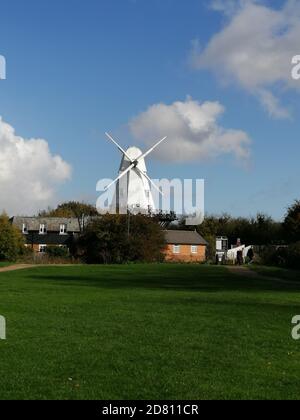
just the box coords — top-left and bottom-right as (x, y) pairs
(0, 214), (25, 261)
(284, 200), (300, 243)
(193, 213), (283, 256)
(76, 214), (166, 264)
(39, 201), (98, 232)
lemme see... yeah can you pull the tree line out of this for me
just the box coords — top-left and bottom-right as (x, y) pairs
(0, 200), (299, 268)
(192, 200), (300, 267)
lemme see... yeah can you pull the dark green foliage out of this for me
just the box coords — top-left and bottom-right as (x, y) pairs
(284, 200), (300, 243)
(260, 242), (300, 270)
(197, 213), (283, 248)
(39, 201), (98, 218)
(46, 246), (70, 258)
(170, 212), (285, 263)
(256, 200), (300, 268)
(76, 214), (166, 264)
(39, 201), (98, 232)
(0, 214), (24, 261)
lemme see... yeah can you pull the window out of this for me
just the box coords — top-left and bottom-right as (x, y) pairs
(39, 224), (46, 235)
(60, 224), (67, 235)
(22, 223), (28, 234)
(173, 245), (181, 254)
(39, 245), (47, 253)
(191, 245), (198, 254)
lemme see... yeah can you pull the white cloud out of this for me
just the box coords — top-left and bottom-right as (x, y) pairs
(129, 98), (251, 163)
(210, 0), (249, 15)
(0, 118), (72, 215)
(258, 88), (291, 119)
(192, 0), (300, 118)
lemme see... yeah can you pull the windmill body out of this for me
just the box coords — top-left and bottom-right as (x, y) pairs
(115, 146), (155, 213)
(105, 133), (167, 214)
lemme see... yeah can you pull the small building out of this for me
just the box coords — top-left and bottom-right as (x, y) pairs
(164, 230), (208, 263)
(10, 217), (81, 253)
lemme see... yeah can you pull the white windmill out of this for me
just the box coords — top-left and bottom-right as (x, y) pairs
(104, 132), (167, 214)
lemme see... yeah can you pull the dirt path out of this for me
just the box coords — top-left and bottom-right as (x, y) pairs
(0, 264), (75, 273)
(0, 264), (36, 273)
(227, 265), (299, 285)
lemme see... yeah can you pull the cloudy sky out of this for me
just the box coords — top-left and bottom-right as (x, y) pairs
(0, 0), (299, 218)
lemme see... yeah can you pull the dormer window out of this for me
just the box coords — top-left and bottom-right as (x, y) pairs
(39, 224), (47, 235)
(60, 224), (67, 235)
(22, 223), (28, 234)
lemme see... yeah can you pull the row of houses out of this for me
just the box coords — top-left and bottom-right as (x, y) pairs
(11, 216), (208, 263)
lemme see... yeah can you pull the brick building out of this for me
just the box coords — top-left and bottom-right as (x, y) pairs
(11, 217), (208, 263)
(164, 230), (208, 263)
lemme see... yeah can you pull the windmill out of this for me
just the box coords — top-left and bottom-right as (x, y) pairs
(104, 132), (167, 214)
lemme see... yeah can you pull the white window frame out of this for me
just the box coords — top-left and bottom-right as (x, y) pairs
(39, 224), (47, 235)
(173, 245), (181, 254)
(39, 244), (47, 253)
(59, 224), (67, 235)
(191, 245), (198, 254)
(22, 223), (28, 234)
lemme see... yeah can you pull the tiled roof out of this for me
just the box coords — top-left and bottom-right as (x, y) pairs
(11, 217), (82, 233)
(164, 230), (208, 246)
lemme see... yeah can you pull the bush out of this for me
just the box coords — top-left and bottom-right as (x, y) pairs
(46, 246), (70, 258)
(76, 214), (166, 264)
(285, 242), (300, 269)
(260, 243), (300, 270)
(0, 214), (25, 261)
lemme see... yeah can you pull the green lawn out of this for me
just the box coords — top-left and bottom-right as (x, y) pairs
(0, 264), (300, 400)
(251, 265), (300, 282)
(0, 262), (12, 268)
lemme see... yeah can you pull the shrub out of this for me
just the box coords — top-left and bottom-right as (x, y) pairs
(76, 214), (166, 264)
(0, 214), (25, 261)
(46, 246), (70, 258)
(285, 242), (300, 269)
(260, 243), (300, 270)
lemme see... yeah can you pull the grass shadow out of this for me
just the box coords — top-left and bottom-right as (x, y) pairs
(23, 264), (300, 294)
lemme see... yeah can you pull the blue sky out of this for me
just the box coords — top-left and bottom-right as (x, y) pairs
(0, 0), (299, 219)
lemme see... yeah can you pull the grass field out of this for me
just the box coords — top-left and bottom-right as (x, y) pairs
(0, 264), (300, 400)
(251, 265), (300, 282)
(0, 262), (12, 268)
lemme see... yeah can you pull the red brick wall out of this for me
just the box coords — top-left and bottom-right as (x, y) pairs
(164, 244), (206, 263)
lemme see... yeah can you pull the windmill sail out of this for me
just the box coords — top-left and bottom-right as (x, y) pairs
(105, 133), (167, 214)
